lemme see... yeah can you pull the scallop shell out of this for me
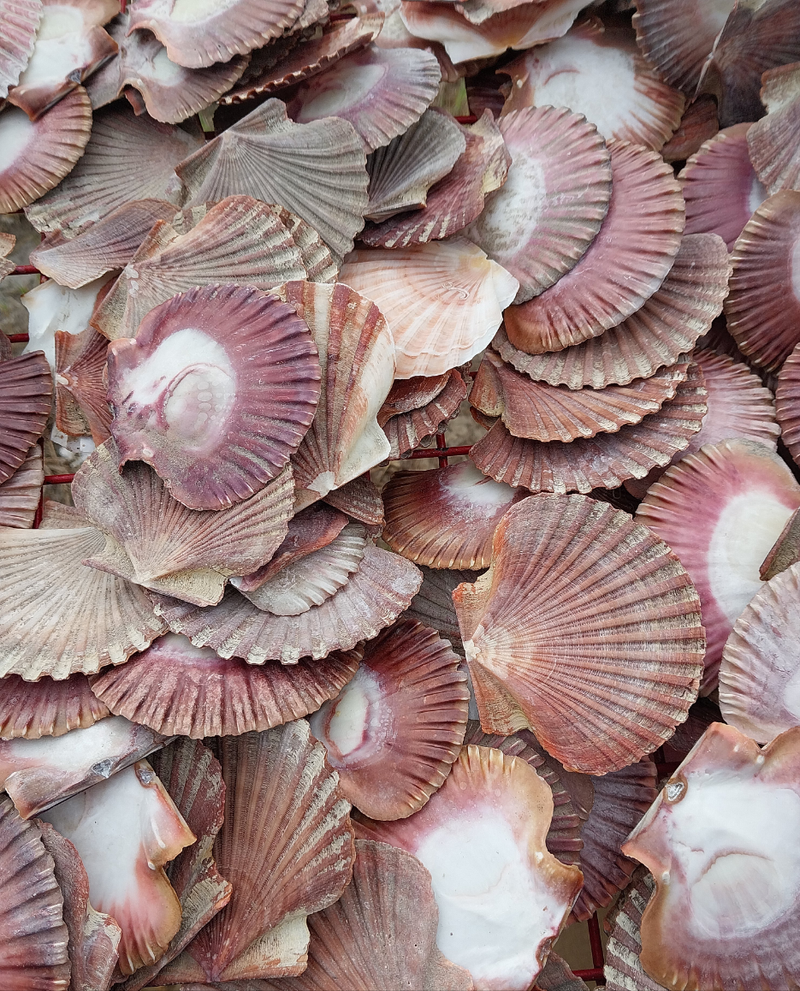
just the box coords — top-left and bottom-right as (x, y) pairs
(622, 723), (800, 991)
(383, 368), (467, 458)
(106, 284), (320, 511)
(237, 523), (367, 616)
(454, 494), (705, 773)
(465, 105), (612, 304)
(361, 109), (511, 248)
(498, 232), (731, 389)
(661, 94), (719, 164)
(339, 237), (519, 379)
(0, 523), (167, 680)
(747, 62), (800, 195)
(322, 473), (384, 528)
(636, 438), (800, 693)
(777, 341), (800, 465)
(405, 566), (480, 657)
(0, 794), (71, 989)
(25, 105), (201, 235)
(725, 190), (800, 371)
(0, 351), (51, 485)
(0, 673), (109, 740)
(680, 123), (767, 250)
(93, 196), (308, 341)
(273, 281), (395, 504)
(631, 0), (735, 95)
(0, 0), (42, 99)
(116, 739), (232, 991)
(383, 461), (526, 569)
(603, 867), (660, 991)
(127, 0), (303, 68)
(73, 441), (294, 606)
(87, 12), (249, 124)
(163, 722), (354, 981)
(22, 275), (111, 373)
(55, 327), (112, 444)
(153, 544), (422, 664)
(366, 109), (466, 221)
(571, 760), (658, 922)
(471, 349), (690, 443)
(0, 714), (167, 819)
(0, 442), (44, 528)
(378, 370), (453, 422)
(30, 198), (178, 289)
(355, 744), (584, 991)
(501, 16), (684, 151)
(0, 86), (92, 214)
(176, 99), (368, 259)
(38, 820), (122, 991)
(719, 562), (800, 743)
(760, 507), (800, 581)
(504, 140), (684, 353)
(90, 633), (361, 739)
(279, 208), (339, 284)
(470, 363), (707, 493)
(0, 232), (14, 282)
(40, 760), (195, 977)
(310, 619), (468, 820)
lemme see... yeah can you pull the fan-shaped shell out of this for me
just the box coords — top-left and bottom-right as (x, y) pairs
(22, 276), (110, 374)
(383, 461), (525, 569)
(0, 0), (42, 99)
(504, 140), (684, 353)
(73, 440), (294, 606)
(382, 369), (467, 459)
(0, 673), (109, 740)
(176, 99), (368, 259)
(0, 442), (44, 528)
(107, 284), (320, 511)
(498, 232), (731, 389)
(310, 619), (468, 820)
(471, 363), (707, 493)
(0, 794), (71, 990)
(747, 62), (800, 195)
(273, 281), (396, 504)
(55, 327), (112, 444)
(25, 105), (201, 235)
(636, 438), (800, 693)
(661, 94), (719, 163)
(323, 473), (384, 528)
(339, 237), (518, 379)
(405, 566), (480, 658)
(454, 494), (705, 773)
(465, 105), (612, 304)
(153, 544), (422, 664)
(603, 867), (660, 991)
(777, 341), (800, 466)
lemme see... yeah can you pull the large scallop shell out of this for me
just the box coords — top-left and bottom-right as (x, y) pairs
(0, 85), (92, 214)
(90, 633), (361, 739)
(309, 619), (469, 820)
(339, 237), (519, 379)
(622, 723), (800, 991)
(0, 794), (70, 990)
(777, 341), (800, 466)
(0, 442), (44, 528)
(0, 673), (109, 740)
(0, 0), (42, 99)
(453, 494), (705, 774)
(92, 196), (308, 341)
(273, 281), (396, 505)
(127, 0), (303, 68)
(288, 45), (441, 153)
(465, 105), (612, 304)
(25, 105), (202, 235)
(503, 140), (684, 353)
(106, 284), (320, 511)
(471, 349), (690, 443)
(636, 439), (800, 693)
(162, 722), (354, 981)
(40, 760), (196, 977)
(747, 62), (800, 195)
(0, 523), (166, 680)
(72, 441), (294, 606)
(501, 16), (684, 151)
(382, 461), (526, 569)
(719, 562), (800, 743)
(356, 744), (584, 991)
(470, 363), (707, 493)
(152, 544), (422, 664)
(382, 368), (467, 459)
(175, 99), (368, 259)
(498, 232), (730, 389)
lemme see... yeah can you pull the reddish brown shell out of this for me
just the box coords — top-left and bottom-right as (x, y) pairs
(55, 327), (112, 445)
(0, 673), (110, 740)
(382, 369), (467, 458)
(0, 350), (53, 485)
(660, 95), (719, 163)
(777, 341), (800, 465)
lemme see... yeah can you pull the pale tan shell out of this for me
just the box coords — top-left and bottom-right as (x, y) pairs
(0, 442), (43, 528)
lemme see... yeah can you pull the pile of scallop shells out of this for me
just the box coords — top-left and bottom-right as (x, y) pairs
(2, 0), (800, 988)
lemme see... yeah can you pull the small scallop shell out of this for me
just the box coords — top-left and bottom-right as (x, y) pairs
(55, 327), (112, 445)
(0, 0), (42, 98)
(661, 94), (719, 163)
(322, 473), (385, 528)
(106, 284), (320, 511)
(382, 368), (467, 458)
(0, 442), (44, 528)
(22, 276), (111, 373)
(405, 566), (481, 657)
(310, 619), (469, 820)
(0, 86), (92, 213)
(747, 62), (800, 194)
(603, 867), (661, 991)
(0, 232), (14, 282)
(454, 494), (705, 773)
(0, 672), (110, 740)
(25, 105), (202, 235)
(777, 341), (800, 466)
(176, 98), (368, 259)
